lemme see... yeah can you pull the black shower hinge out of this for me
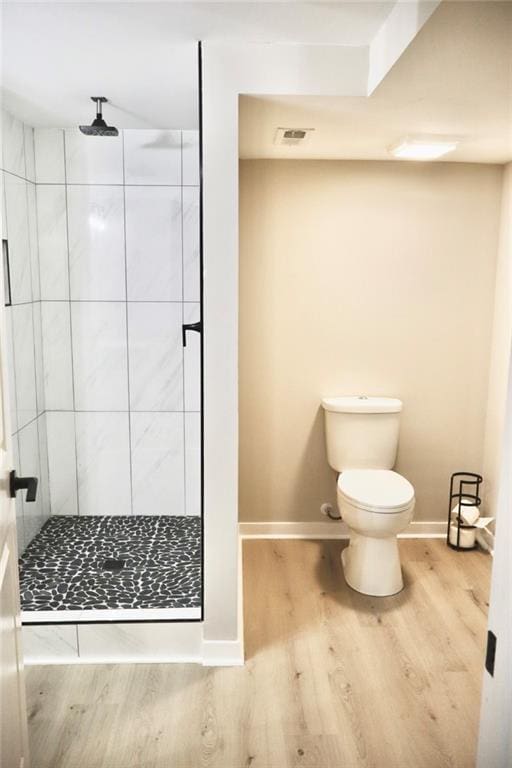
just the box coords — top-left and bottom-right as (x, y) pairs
(3, 239), (12, 307)
(182, 321), (202, 347)
(485, 630), (497, 677)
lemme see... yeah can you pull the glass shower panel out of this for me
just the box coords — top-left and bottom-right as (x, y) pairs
(1, 111), (50, 558)
(2, 109), (202, 621)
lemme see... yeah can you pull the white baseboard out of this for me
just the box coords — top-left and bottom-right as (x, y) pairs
(239, 520), (446, 539)
(238, 535), (245, 658)
(399, 521), (447, 538)
(476, 527), (495, 555)
(202, 639), (244, 667)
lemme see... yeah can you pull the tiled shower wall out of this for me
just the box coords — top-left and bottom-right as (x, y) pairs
(34, 126), (201, 520)
(1, 110), (51, 552)
(2, 108), (201, 549)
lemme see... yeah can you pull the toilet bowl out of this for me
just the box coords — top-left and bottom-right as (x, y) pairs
(337, 469), (415, 596)
(321, 396), (416, 598)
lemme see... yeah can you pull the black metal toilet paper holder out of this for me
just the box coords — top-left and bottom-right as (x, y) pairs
(446, 472), (482, 551)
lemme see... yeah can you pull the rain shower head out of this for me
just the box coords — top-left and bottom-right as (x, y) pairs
(79, 97), (118, 136)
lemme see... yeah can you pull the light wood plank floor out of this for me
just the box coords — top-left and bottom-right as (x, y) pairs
(26, 539), (491, 768)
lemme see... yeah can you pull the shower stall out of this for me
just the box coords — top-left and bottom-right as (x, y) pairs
(1, 100), (203, 627)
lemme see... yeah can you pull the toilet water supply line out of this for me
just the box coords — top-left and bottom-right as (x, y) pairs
(320, 502), (342, 521)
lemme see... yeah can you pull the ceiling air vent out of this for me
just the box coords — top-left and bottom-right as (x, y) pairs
(274, 127), (314, 147)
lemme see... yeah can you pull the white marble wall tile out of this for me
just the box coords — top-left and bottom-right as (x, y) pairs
(128, 303), (183, 411)
(2, 111), (25, 177)
(41, 302), (74, 410)
(125, 186), (182, 301)
(1, 171), (7, 239)
(37, 414), (51, 519)
(33, 302), (45, 415)
(123, 130), (181, 185)
(130, 412), (184, 516)
(16, 514), (25, 555)
(185, 412), (201, 517)
(34, 129), (65, 184)
(22, 512), (43, 549)
(4, 307), (17, 434)
(4, 173), (32, 303)
(182, 130), (200, 186)
(18, 419), (43, 542)
(46, 412), (78, 515)
(65, 128), (123, 184)
(67, 185), (125, 300)
(36, 185), (69, 300)
(24, 126), (36, 182)
(183, 302), (200, 412)
(182, 186), (200, 302)
(72, 302), (128, 411)
(77, 622), (202, 661)
(25, 120), (202, 527)
(76, 412), (131, 516)
(22, 625), (79, 662)
(26, 183), (40, 301)
(11, 304), (37, 430)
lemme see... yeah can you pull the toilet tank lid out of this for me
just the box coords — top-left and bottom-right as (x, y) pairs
(321, 396), (402, 414)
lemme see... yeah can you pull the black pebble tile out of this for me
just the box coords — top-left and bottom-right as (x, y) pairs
(19, 515), (201, 613)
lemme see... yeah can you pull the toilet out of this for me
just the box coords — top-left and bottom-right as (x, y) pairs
(321, 396), (415, 597)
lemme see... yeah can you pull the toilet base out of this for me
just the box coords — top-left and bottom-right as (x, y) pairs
(341, 531), (404, 597)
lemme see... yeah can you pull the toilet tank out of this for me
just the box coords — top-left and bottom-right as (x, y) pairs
(321, 396), (402, 472)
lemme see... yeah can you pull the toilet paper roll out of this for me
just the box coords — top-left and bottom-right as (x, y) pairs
(451, 499), (480, 526)
(449, 522), (476, 549)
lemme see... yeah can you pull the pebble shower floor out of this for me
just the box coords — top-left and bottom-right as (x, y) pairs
(19, 515), (201, 612)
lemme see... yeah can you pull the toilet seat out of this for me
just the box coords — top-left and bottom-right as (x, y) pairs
(338, 469), (414, 514)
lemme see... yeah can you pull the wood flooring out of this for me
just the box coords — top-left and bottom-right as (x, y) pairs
(26, 539), (491, 768)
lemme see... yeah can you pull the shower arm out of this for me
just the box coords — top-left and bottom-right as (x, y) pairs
(92, 96), (107, 120)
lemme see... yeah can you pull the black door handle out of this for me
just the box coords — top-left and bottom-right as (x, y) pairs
(182, 321), (202, 347)
(10, 470), (38, 502)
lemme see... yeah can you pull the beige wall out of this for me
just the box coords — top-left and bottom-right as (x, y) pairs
(483, 163), (512, 522)
(239, 160), (503, 523)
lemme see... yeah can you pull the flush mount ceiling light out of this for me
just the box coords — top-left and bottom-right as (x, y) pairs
(389, 136), (459, 161)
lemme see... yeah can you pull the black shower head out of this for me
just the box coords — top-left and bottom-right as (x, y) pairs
(79, 97), (118, 136)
